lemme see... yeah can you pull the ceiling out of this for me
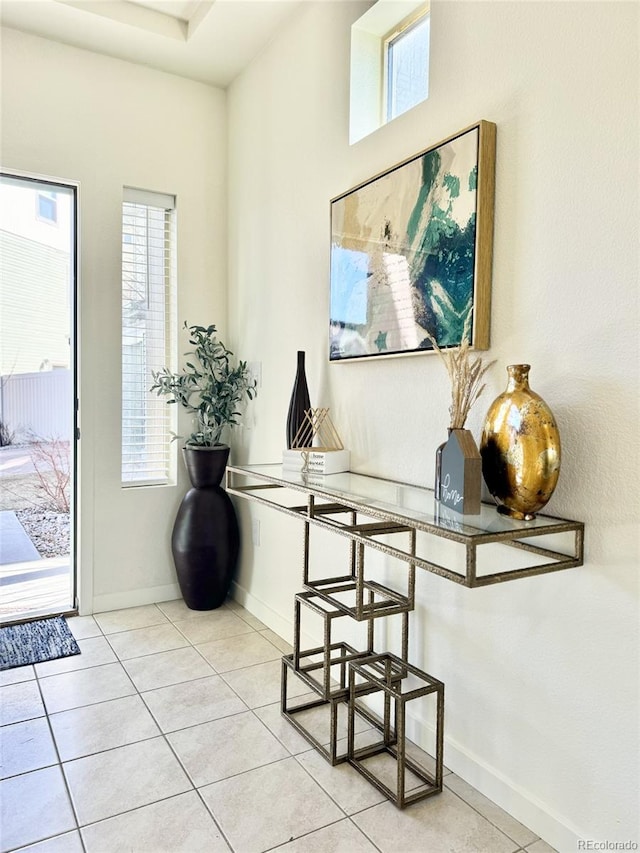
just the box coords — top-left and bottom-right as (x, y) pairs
(0, 0), (303, 88)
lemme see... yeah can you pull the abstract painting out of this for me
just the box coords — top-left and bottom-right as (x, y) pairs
(329, 121), (496, 361)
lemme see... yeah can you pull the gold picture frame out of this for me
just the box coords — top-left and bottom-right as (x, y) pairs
(329, 120), (496, 361)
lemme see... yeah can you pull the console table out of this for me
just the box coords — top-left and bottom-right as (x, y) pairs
(226, 464), (584, 807)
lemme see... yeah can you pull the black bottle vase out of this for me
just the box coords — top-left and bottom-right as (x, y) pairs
(286, 350), (311, 448)
(171, 445), (239, 610)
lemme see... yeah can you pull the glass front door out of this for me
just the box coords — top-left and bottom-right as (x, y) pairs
(0, 173), (77, 623)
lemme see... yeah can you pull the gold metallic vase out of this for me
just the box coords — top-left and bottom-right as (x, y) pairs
(480, 364), (561, 520)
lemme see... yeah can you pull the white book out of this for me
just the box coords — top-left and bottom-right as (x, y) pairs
(282, 449), (350, 474)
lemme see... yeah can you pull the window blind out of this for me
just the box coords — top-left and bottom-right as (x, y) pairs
(121, 188), (176, 486)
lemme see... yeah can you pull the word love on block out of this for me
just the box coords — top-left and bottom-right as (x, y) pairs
(437, 429), (481, 515)
(440, 474), (463, 507)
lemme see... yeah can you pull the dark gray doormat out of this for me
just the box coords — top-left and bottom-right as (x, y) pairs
(0, 616), (80, 670)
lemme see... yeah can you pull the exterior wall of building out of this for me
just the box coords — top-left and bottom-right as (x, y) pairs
(0, 230), (71, 375)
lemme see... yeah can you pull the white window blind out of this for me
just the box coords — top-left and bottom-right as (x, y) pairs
(121, 187), (176, 486)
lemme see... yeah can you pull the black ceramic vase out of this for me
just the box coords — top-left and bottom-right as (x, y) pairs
(171, 445), (239, 610)
(286, 350), (311, 448)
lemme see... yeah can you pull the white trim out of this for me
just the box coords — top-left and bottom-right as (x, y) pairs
(0, 168), (80, 192)
(356, 0), (426, 37)
(58, 1), (189, 42)
(410, 715), (583, 851)
(123, 186), (176, 210)
(92, 582), (181, 614)
(230, 580), (293, 645)
(121, 479), (175, 489)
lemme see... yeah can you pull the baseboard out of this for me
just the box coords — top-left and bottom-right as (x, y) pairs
(408, 715), (583, 852)
(232, 580), (584, 852)
(92, 582), (181, 614)
(230, 580), (293, 643)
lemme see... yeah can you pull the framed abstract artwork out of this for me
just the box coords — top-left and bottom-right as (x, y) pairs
(329, 120), (496, 361)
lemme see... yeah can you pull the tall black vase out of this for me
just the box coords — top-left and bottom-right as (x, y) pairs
(171, 445), (239, 610)
(286, 350), (311, 448)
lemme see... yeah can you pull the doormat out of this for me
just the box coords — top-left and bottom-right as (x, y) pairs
(0, 616), (80, 671)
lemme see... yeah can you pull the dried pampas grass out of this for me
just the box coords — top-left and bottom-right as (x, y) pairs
(425, 312), (496, 430)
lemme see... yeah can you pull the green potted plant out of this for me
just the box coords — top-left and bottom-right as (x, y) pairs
(149, 323), (257, 610)
(150, 322), (257, 486)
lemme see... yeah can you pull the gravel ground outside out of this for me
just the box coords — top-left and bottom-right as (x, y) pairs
(14, 506), (70, 558)
(1, 450), (71, 558)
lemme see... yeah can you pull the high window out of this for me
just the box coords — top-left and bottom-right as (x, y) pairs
(350, 1), (430, 144)
(386, 13), (430, 122)
(121, 188), (176, 486)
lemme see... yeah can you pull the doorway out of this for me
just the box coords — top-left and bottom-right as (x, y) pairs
(0, 173), (78, 624)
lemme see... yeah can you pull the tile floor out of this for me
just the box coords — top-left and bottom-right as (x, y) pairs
(0, 600), (558, 853)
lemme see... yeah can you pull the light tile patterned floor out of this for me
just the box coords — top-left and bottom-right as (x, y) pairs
(0, 600), (555, 853)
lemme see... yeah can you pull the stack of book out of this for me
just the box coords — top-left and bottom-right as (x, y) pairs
(282, 449), (350, 475)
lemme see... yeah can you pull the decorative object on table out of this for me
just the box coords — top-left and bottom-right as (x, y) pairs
(150, 323), (257, 609)
(282, 449), (351, 475)
(0, 616), (80, 670)
(283, 408), (349, 474)
(291, 408), (344, 451)
(286, 351), (311, 448)
(329, 120), (496, 361)
(436, 430), (482, 515)
(426, 311), (496, 515)
(480, 364), (561, 520)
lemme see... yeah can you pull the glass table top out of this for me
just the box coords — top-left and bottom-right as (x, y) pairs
(228, 464), (581, 541)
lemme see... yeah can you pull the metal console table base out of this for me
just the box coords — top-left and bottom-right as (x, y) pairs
(229, 464), (584, 808)
(348, 652), (445, 809)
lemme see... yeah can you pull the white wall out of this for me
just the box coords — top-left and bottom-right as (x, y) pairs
(228, 1), (639, 848)
(1, 28), (228, 612)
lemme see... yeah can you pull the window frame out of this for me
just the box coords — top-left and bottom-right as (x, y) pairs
(121, 187), (177, 489)
(349, 1), (430, 145)
(383, 9), (430, 123)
